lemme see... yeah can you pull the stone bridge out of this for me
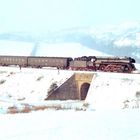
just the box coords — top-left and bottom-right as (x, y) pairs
(46, 73), (94, 100)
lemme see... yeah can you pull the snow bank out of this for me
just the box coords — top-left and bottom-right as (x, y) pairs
(0, 67), (74, 113)
(1, 66), (140, 112)
(86, 72), (140, 110)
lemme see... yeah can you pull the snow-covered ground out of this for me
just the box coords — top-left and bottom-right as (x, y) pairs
(86, 72), (140, 110)
(1, 110), (140, 140)
(0, 67), (76, 113)
(0, 66), (140, 140)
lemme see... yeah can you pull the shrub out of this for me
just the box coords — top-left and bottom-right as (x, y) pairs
(36, 76), (44, 81)
(136, 91), (140, 98)
(48, 82), (58, 93)
(0, 79), (6, 85)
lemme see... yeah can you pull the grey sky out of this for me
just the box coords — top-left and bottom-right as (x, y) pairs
(0, 0), (139, 32)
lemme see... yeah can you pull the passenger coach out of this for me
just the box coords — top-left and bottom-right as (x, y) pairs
(27, 56), (72, 69)
(0, 55), (27, 67)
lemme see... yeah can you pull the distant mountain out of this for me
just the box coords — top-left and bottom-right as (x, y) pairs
(89, 22), (140, 63)
(0, 22), (140, 62)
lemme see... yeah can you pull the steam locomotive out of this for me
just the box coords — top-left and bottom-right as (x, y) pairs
(0, 55), (136, 73)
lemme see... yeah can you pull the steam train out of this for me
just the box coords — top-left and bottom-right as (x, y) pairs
(0, 55), (136, 73)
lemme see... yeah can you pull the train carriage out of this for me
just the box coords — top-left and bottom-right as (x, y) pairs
(0, 55), (28, 67)
(27, 56), (72, 69)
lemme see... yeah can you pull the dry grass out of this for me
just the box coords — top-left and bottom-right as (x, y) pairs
(7, 106), (19, 114)
(7, 102), (85, 114)
(7, 104), (48, 114)
(32, 105), (47, 111)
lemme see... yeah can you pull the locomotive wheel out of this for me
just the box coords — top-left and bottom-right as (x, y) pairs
(105, 65), (124, 73)
(100, 64), (124, 73)
(123, 65), (132, 73)
(99, 65), (106, 71)
(104, 65), (114, 72)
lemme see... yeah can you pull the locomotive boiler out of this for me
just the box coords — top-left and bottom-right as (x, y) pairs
(69, 56), (136, 73)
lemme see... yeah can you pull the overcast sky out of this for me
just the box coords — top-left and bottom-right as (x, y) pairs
(0, 0), (140, 33)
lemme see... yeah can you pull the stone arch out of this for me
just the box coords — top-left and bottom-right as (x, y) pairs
(80, 83), (90, 100)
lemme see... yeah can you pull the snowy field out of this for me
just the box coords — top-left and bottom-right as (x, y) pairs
(0, 66), (140, 140)
(1, 110), (140, 140)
